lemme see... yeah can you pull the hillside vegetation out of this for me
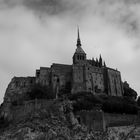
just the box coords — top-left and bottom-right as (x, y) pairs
(69, 92), (139, 114)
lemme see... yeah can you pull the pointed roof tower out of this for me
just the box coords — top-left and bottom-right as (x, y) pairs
(73, 27), (86, 64)
(75, 27), (86, 54)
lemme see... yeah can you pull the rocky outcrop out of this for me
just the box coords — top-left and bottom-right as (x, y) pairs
(108, 125), (140, 140)
(0, 77), (140, 140)
(0, 77), (35, 119)
(0, 99), (140, 140)
(0, 99), (109, 140)
(4, 77), (35, 103)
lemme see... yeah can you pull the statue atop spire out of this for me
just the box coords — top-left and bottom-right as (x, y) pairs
(77, 27), (81, 47)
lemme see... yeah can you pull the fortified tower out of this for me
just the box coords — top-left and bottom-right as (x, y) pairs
(72, 28), (123, 95)
(72, 28), (87, 93)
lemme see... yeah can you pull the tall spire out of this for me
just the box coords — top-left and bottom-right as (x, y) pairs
(77, 27), (81, 47)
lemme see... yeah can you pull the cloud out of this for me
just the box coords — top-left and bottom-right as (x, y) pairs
(20, 0), (140, 43)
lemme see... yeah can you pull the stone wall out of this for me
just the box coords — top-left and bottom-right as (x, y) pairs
(72, 64), (105, 94)
(76, 110), (106, 131)
(36, 67), (51, 86)
(107, 68), (123, 96)
(71, 63), (124, 96)
(72, 65), (85, 93)
(75, 110), (139, 132)
(51, 63), (72, 93)
(86, 66), (104, 93)
(104, 113), (138, 127)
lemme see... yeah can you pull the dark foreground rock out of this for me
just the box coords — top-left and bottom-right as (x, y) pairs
(0, 100), (110, 140)
(0, 99), (140, 140)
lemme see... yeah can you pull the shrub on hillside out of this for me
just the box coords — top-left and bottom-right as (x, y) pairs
(70, 92), (138, 114)
(0, 116), (10, 129)
(123, 81), (137, 100)
(137, 96), (140, 107)
(27, 84), (55, 100)
(102, 98), (138, 114)
(100, 95), (138, 114)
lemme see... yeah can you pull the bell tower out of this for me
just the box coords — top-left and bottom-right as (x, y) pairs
(73, 28), (86, 64)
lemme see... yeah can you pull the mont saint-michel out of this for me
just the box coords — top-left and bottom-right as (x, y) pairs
(5, 29), (123, 101)
(0, 30), (140, 140)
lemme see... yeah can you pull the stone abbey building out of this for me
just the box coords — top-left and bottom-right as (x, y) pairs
(5, 29), (124, 102)
(35, 29), (123, 97)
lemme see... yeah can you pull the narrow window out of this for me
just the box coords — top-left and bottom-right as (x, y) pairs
(77, 55), (79, 60)
(57, 78), (59, 83)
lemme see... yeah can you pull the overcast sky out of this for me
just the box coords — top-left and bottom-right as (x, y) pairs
(0, 0), (140, 103)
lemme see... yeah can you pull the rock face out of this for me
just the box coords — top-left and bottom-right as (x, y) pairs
(0, 76), (139, 140)
(108, 126), (140, 140)
(0, 77), (35, 119)
(4, 77), (35, 103)
(0, 99), (109, 140)
(0, 99), (140, 140)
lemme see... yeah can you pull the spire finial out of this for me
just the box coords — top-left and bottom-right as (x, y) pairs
(77, 26), (81, 47)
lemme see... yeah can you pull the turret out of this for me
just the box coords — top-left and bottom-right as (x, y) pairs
(73, 28), (86, 64)
(103, 61), (106, 67)
(99, 54), (102, 67)
(95, 58), (99, 67)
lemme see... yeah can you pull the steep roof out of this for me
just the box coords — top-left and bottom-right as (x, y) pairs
(75, 46), (86, 54)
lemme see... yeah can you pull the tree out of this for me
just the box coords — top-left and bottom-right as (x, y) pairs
(123, 81), (137, 100)
(137, 96), (140, 107)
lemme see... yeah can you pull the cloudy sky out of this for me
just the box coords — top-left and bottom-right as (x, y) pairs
(0, 0), (140, 103)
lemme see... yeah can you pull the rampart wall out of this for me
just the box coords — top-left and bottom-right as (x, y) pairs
(76, 110), (139, 131)
(104, 113), (138, 127)
(76, 110), (106, 131)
